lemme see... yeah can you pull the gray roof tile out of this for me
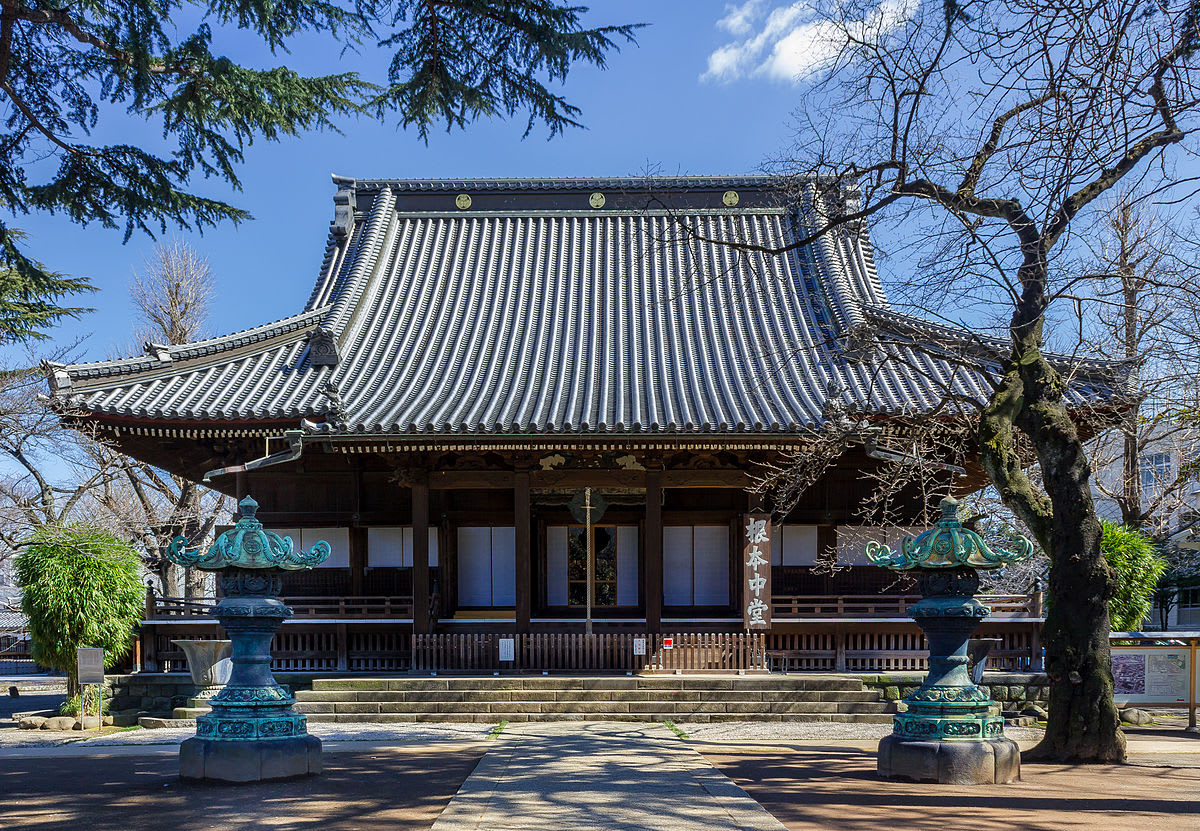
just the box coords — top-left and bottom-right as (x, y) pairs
(49, 176), (1118, 436)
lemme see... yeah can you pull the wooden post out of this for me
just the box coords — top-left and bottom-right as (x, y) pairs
(514, 471), (531, 634)
(834, 625), (847, 672)
(349, 527), (366, 597)
(645, 471), (663, 633)
(336, 622), (349, 671)
(412, 480), (430, 633)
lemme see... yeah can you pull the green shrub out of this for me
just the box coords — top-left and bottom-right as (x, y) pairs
(60, 687), (109, 718)
(1101, 520), (1167, 632)
(15, 525), (144, 693)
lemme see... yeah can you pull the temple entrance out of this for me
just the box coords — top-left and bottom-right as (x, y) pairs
(567, 526), (617, 607)
(546, 525), (639, 608)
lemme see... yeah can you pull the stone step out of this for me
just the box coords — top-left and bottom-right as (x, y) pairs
(302, 711), (895, 725)
(308, 676), (866, 693)
(296, 700), (893, 716)
(294, 688), (882, 704)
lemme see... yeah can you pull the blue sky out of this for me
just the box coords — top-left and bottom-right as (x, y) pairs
(13, 1), (825, 361)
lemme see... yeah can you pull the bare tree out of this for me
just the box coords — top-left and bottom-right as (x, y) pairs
(129, 240), (214, 348)
(1080, 195), (1200, 538)
(0, 242), (227, 597)
(0, 346), (122, 551)
(119, 241), (224, 597)
(683, 0), (1200, 762)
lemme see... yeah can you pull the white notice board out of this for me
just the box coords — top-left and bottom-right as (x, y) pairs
(77, 648), (105, 685)
(498, 638), (515, 663)
(1111, 646), (1191, 706)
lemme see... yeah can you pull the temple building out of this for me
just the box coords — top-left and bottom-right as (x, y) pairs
(45, 176), (1095, 674)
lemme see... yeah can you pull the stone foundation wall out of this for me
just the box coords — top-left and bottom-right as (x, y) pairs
(860, 672), (1051, 710)
(102, 673), (321, 724)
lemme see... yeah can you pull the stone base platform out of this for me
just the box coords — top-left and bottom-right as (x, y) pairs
(877, 734), (1020, 784)
(179, 735), (322, 783)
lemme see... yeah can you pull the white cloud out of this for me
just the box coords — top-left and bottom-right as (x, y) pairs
(702, 0), (917, 85)
(716, 1), (766, 36)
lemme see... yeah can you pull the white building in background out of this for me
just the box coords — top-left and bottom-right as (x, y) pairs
(1090, 428), (1200, 630)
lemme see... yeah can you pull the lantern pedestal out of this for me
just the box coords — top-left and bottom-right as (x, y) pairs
(178, 568), (321, 783)
(876, 568), (1019, 784)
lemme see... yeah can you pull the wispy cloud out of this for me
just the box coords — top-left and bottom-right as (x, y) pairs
(702, 0), (917, 85)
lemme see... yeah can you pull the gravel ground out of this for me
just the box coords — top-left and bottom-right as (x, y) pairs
(677, 720), (1047, 743)
(0, 721), (495, 749)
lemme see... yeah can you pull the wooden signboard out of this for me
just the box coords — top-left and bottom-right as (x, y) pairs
(742, 514), (771, 630)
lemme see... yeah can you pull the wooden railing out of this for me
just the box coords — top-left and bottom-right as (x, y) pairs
(770, 593), (1041, 619)
(146, 592), (415, 620)
(411, 633), (768, 673)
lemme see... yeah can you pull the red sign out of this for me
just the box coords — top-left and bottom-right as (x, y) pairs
(663, 637), (674, 650)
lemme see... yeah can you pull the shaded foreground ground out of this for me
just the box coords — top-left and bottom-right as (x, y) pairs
(0, 743), (485, 831)
(703, 742), (1200, 831)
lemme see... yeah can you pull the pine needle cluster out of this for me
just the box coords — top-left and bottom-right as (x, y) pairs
(0, 0), (641, 339)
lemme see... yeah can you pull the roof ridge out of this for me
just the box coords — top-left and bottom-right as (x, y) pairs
(863, 305), (1130, 374)
(334, 174), (789, 192)
(57, 308), (327, 385)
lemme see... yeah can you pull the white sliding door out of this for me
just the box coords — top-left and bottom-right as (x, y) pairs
(457, 526), (515, 606)
(663, 525), (730, 606)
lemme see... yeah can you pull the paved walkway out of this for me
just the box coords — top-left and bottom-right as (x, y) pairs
(431, 722), (786, 831)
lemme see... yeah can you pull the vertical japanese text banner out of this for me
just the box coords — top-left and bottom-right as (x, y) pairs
(742, 514), (771, 630)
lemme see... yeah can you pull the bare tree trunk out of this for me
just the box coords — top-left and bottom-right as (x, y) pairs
(183, 567), (208, 598)
(980, 256), (1126, 762)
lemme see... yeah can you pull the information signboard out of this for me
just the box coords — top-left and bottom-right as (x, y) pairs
(76, 648), (105, 685)
(632, 637), (646, 656)
(498, 638), (515, 663)
(663, 637), (674, 650)
(1111, 646), (1190, 705)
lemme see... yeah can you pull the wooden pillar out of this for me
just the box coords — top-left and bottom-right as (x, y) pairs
(348, 527), (366, 597)
(412, 481), (430, 633)
(514, 471), (532, 633)
(336, 622), (349, 671)
(645, 471), (663, 633)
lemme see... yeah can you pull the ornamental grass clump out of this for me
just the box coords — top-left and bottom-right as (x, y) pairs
(1100, 520), (1167, 633)
(14, 525), (144, 694)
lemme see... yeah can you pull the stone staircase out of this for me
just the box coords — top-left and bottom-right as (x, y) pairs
(294, 675), (896, 724)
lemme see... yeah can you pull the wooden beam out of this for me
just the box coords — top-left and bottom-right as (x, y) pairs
(412, 480), (430, 633)
(425, 469), (750, 489)
(645, 471), (663, 633)
(514, 471), (531, 634)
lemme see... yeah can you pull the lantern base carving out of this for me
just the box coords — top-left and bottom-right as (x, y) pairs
(180, 733), (322, 783)
(878, 733), (1020, 784)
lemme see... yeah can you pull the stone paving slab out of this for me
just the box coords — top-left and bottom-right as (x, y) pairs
(430, 722), (787, 831)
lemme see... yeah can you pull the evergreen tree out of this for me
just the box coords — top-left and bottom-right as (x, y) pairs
(15, 525), (145, 695)
(0, 0), (640, 328)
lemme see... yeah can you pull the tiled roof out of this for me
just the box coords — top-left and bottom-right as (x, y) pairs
(47, 176), (1119, 436)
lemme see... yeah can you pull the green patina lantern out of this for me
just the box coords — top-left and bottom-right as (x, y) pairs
(866, 497), (1032, 785)
(165, 495), (328, 783)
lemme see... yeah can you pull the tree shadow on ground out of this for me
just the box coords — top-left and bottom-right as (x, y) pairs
(702, 745), (1200, 831)
(0, 743), (485, 831)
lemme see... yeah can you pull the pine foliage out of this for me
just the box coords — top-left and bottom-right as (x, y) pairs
(1100, 520), (1168, 632)
(0, 0), (639, 333)
(14, 525), (145, 684)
